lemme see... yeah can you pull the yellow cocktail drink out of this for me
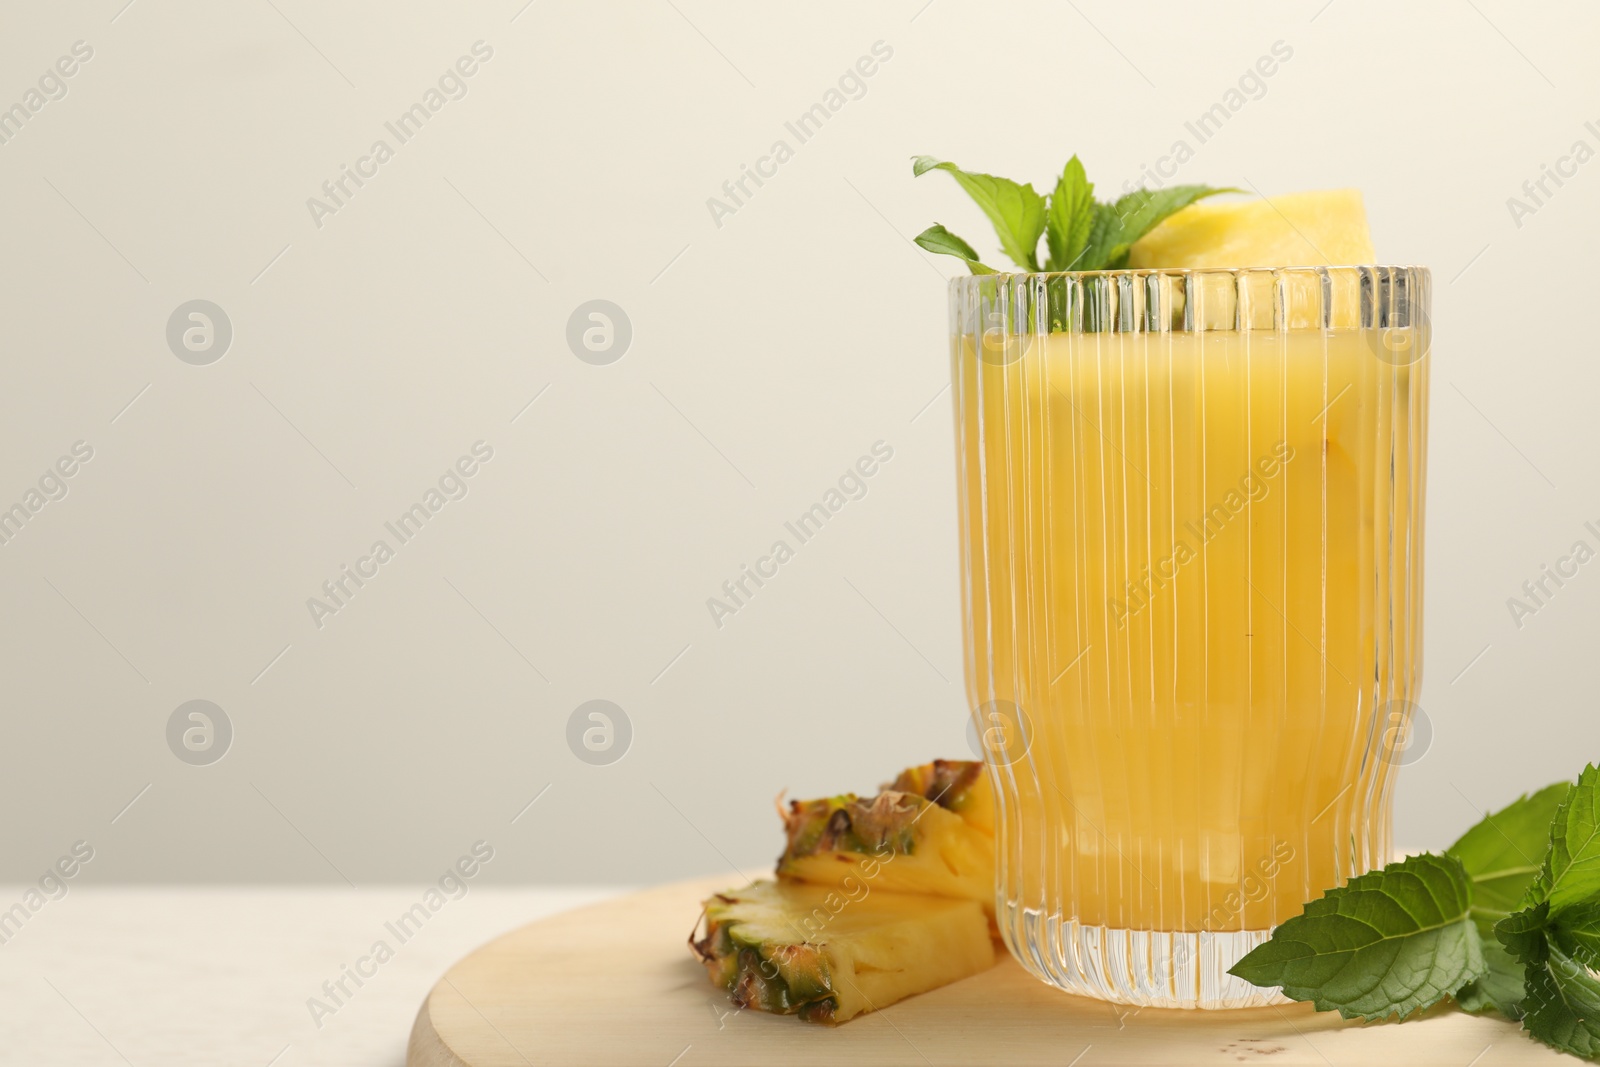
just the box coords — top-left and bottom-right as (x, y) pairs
(952, 267), (1429, 1007)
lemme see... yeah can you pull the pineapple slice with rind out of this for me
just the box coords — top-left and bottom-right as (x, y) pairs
(1127, 188), (1376, 269)
(691, 879), (994, 1023)
(776, 787), (995, 915)
(886, 758), (995, 837)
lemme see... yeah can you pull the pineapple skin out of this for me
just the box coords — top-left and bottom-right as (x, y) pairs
(776, 765), (996, 914)
(886, 758), (994, 837)
(691, 879), (994, 1023)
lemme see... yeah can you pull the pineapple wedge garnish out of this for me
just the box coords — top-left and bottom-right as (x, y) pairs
(886, 758), (994, 837)
(690, 879), (994, 1023)
(1127, 188), (1376, 269)
(776, 793), (994, 912)
(693, 759), (1001, 1024)
(777, 760), (996, 916)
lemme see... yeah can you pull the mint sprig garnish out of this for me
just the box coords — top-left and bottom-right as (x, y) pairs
(1531, 764), (1600, 914)
(1227, 853), (1484, 1021)
(1451, 781), (1571, 924)
(1492, 766), (1600, 1058)
(1450, 780), (1571, 1018)
(911, 222), (994, 275)
(1455, 940), (1529, 1018)
(1044, 156), (1094, 272)
(912, 156), (1045, 271)
(912, 153), (1236, 273)
(1231, 764), (1600, 1062)
(1521, 941), (1600, 1058)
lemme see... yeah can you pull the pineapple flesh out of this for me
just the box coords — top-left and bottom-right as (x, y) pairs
(1127, 188), (1376, 269)
(691, 879), (994, 1024)
(777, 760), (996, 915)
(887, 758), (994, 837)
(692, 759), (1001, 1024)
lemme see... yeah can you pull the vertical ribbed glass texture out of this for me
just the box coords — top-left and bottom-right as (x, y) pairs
(951, 267), (1430, 1008)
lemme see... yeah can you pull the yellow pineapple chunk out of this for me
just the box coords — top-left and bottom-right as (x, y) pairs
(1127, 188), (1376, 269)
(887, 758), (995, 837)
(691, 880), (994, 1023)
(776, 761), (996, 916)
(777, 793), (995, 914)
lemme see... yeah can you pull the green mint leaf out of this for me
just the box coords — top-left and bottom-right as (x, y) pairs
(1228, 853), (1486, 1021)
(1520, 940), (1600, 1059)
(1072, 185), (1241, 271)
(1454, 938), (1529, 1019)
(1448, 780), (1562, 1018)
(1108, 185), (1239, 245)
(1495, 902), (1551, 967)
(913, 224), (995, 274)
(1074, 201), (1125, 272)
(1449, 781), (1571, 929)
(1551, 899), (1600, 970)
(1044, 156), (1095, 272)
(912, 156), (1046, 271)
(1101, 185), (1239, 269)
(1531, 764), (1600, 916)
(1496, 897), (1600, 1052)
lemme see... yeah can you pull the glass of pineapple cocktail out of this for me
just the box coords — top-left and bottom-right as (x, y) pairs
(952, 258), (1430, 1008)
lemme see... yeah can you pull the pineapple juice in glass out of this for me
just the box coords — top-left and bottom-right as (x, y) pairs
(952, 265), (1430, 1008)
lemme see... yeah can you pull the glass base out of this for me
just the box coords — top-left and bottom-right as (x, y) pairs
(1002, 903), (1290, 1009)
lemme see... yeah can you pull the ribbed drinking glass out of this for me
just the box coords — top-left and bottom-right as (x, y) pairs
(951, 266), (1430, 1008)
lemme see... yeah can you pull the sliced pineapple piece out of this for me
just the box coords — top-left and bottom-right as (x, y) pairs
(691, 879), (994, 1023)
(886, 758), (995, 837)
(776, 788), (995, 915)
(1127, 188), (1376, 269)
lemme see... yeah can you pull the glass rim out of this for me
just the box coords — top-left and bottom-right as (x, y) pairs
(948, 264), (1431, 348)
(950, 264), (1429, 285)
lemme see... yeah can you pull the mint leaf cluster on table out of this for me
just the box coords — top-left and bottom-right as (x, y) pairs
(910, 155), (1234, 274)
(1229, 767), (1600, 1062)
(1497, 767), (1600, 1059)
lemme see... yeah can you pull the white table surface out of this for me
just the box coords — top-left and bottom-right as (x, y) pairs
(0, 885), (626, 1066)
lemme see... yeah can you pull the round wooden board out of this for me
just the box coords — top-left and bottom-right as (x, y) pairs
(408, 875), (1562, 1067)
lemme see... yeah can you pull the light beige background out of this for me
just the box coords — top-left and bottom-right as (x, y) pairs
(2, 0), (1596, 888)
